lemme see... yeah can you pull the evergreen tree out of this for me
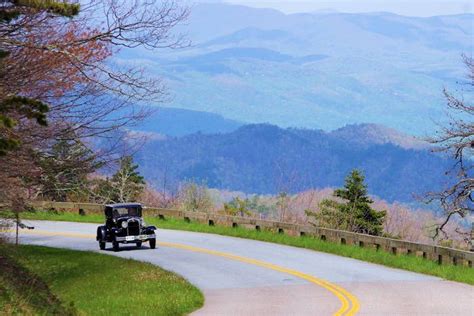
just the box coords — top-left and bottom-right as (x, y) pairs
(306, 169), (386, 236)
(39, 138), (101, 201)
(110, 156), (145, 203)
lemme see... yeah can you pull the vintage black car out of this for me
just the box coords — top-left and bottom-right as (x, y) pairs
(96, 203), (156, 251)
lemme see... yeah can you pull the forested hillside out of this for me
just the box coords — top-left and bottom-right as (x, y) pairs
(136, 123), (449, 203)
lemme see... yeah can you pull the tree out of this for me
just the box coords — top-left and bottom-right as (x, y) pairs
(179, 181), (214, 212)
(276, 192), (291, 222)
(306, 169), (386, 236)
(38, 137), (102, 201)
(0, 0), (188, 206)
(223, 197), (253, 217)
(110, 156), (145, 203)
(426, 56), (474, 244)
(0, 0), (188, 244)
(0, 0), (80, 155)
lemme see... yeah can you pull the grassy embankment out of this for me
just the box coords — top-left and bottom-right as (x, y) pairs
(19, 210), (474, 285)
(0, 244), (203, 315)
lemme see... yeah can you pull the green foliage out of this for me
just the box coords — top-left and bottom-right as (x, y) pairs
(14, 0), (80, 17)
(306, 169), (386, 236)
(112, 156), (145, 186)
(0, 96), (49, 155)
(1, 245), (203, 315)
(223, 195), (274, 216)
(0, 137), (20, 156)
(223, 197), (253, 216)
(0, 96), (48, 126)
(39, 138), (101, 201)
(110, 156), (145, 203)
(0, 10), (20, 23)
(90, 156), (145, 204)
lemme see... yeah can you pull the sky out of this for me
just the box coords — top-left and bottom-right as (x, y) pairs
(219, 0), (473, 16)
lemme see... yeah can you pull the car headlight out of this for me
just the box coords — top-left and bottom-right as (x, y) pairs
(121, 221), (128, 229)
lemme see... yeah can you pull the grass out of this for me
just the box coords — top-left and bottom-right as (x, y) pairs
(19, 210), (474, 285)
(0, 244), (204, 315)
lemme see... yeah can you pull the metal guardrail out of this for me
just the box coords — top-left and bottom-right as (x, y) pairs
(31, 201), (474, 268)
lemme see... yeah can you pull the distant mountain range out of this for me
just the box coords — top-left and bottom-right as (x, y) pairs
(118, 3), (473, 135)
(135, 123), (449, 203)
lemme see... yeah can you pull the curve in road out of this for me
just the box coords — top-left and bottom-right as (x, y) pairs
(14, 228), (359, 316)
(10, 220), (474, 316)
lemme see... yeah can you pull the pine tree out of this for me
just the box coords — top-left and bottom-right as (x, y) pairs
(39, 138), (101, 201)
(110, 156), (145, 203)
(306, 169), (386, 236)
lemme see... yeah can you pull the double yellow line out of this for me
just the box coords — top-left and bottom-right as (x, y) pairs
(18, 230), (360, 315)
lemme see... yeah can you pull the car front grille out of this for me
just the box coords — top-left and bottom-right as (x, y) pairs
(127, 220), (140, 236)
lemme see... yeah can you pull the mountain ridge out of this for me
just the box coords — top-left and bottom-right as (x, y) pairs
(135, 123), (446, 203)
(117, 4), (472, 135)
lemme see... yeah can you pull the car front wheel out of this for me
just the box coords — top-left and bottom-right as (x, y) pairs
(99, 241), (106, 250)
(136, 241), (142, 248)
(149, 238), (156, 249)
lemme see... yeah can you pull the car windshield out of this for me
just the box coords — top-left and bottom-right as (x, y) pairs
(112, 207), (140, 217)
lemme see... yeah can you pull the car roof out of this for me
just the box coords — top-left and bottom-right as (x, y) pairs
(105, 203), (142, 208)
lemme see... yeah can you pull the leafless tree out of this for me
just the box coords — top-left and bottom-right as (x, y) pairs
(1, 0), (189, 142)
(178, 181), (214, 213)
(0, 0), (189, 206)
(426, 55), (474, 244)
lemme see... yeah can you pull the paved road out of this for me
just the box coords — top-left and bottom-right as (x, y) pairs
(11, 220), (474, 315)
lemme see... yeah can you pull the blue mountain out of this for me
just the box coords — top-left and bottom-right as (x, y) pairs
(117, 4), (472, 136)
(135, 123), (448, 203)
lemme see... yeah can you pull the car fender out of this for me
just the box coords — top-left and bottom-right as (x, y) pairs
(145, 226), (156, 234)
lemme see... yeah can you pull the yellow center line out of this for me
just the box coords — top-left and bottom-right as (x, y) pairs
(17, 230), (360, 315)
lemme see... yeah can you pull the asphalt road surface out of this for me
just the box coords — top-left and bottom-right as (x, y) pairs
(10, 220), (474, 315)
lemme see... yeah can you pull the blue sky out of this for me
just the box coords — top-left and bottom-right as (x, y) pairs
(217, 0), (473, 16)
